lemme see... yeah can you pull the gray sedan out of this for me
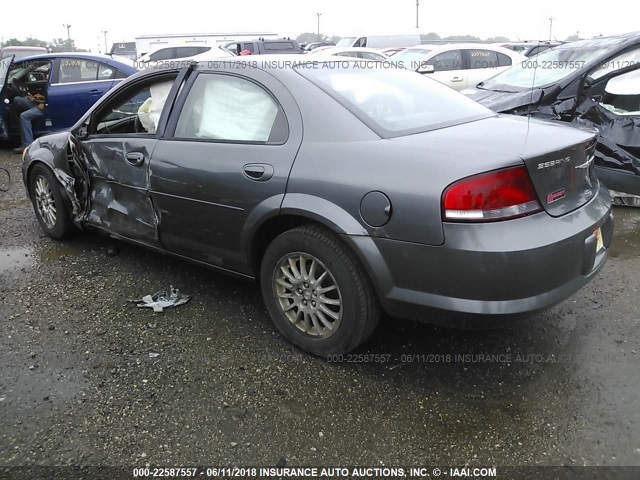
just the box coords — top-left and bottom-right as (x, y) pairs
(22, 57), (613, 356)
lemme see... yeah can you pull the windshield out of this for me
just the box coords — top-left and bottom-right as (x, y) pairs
(481, 44), (613, 91)
(390, 48), (433, 69)
(336, 37), (356, 47)
(298, 62), (493, 138)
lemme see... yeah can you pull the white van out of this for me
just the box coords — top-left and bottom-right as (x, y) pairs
(336, 33), (421, 49)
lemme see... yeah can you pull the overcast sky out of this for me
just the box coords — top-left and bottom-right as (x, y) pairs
(5, 0), (639, 52)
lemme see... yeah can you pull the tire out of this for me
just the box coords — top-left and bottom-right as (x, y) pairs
(28, 164), (75, 240)
(260, 225), (380, 357)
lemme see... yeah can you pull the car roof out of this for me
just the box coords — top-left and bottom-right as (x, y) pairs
(560, 31), (640, 49)
(12, 52), (137, 71)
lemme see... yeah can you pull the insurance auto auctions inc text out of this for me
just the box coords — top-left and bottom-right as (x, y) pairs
(195, 466), (498, 478)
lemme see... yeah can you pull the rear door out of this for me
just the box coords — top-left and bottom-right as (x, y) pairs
(427, 50), (467, 90)
(150, 67), (303, 274)
(47, 57), (116, 130)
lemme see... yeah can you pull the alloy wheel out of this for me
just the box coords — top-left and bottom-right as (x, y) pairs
(273, 252), (343, 338)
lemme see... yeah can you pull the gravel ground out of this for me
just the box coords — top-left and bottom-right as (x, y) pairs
(1, 146), (639, 469)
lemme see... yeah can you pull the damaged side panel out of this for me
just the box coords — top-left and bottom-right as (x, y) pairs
(81, 138), (161, 245)
(25, 132), (162, 246)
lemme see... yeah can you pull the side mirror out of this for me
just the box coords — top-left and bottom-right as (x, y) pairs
(75, 119), (90, 139)
(417, 64), (435, 74)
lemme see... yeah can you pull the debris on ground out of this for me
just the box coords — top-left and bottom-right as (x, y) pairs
(131, 286), (191, 313)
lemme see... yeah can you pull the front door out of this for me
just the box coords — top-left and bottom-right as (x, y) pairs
(150, 67), (303, 274)
(428, 50), (468, 90)
(78, 72), (179, 245)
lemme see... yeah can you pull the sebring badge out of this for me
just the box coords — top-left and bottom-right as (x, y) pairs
(538, 157), (571, 170)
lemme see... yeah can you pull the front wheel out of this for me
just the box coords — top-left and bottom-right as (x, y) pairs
(260, 225), (380, 357)
(29, 164), (75, 240)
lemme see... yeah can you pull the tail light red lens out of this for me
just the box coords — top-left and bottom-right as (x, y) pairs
(443, 166), (543, 222)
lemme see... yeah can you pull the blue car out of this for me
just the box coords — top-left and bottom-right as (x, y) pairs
(0, 52), (138, 142)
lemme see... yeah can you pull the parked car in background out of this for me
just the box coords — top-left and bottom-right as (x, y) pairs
(498, 41), (564, 58)
(303, 42), (335, 52)
(464, 32), (640, 198)
(0, 46), (48, 61)
(309, 47), (388, 60)
(224, 39), (299, 55)
(0, 52), (137, 142)
(138, 46), (214, 63)
(382, 47), (407, 57)
(22, 57), (612, 356)
(336, 32), (421, 49)
(391, 43), (525, 90)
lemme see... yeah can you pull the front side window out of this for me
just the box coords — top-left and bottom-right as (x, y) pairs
(175, 74), (285, 143)
(8, 60), (51, 85)
(427, 50), (463, 72)
(354, 37), (367, 48)
(94, 78), (175, 135)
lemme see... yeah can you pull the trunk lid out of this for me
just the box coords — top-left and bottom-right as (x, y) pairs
(520, 117), (599, 217)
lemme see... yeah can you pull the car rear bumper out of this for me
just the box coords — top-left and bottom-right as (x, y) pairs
(344, 186), (613, 325)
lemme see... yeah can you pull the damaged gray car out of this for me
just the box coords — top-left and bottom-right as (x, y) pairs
(22, 58), (613, 356)
(465, 32), (640, 201)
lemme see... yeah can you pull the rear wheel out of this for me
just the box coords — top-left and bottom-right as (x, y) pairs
(260, 225), (380, 357)
(29, 164), (74, 240)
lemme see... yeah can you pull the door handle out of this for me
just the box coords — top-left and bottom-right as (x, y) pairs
(243, 163), (274, 182)
(451, 77), (464, 83)
(89, 89), (102, 96)
(125, 152), (145, 167)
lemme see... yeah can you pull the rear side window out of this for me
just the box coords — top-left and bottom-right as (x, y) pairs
(175, 74), (287, 143)
(98, 63), (115, 80)
(467, 49), (499, 69)
(497, 52), (513, 67)
(149, 48), (175, 61)
(263, 42), (296, 51)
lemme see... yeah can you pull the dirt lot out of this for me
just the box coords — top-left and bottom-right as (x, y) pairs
(1, 146), (639, 469)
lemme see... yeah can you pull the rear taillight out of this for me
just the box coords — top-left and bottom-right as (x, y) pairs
(443, 166), (542, 222)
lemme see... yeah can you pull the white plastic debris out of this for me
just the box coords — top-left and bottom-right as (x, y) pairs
(132, 286), (191, 313)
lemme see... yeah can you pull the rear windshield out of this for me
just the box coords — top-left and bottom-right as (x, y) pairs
(297, 62), (493, 138)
